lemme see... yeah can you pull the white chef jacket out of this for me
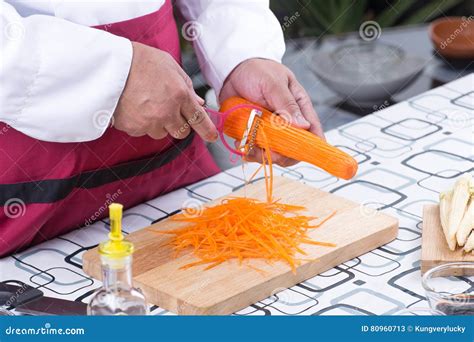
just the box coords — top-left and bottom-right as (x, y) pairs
(0, 0), (285, 142)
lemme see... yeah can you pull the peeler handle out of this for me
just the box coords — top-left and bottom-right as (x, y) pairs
(205, 103), (264, 157)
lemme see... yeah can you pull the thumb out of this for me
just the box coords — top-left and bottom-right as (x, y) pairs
(264, 83), (310, 129)
(194, 94), (205, 106)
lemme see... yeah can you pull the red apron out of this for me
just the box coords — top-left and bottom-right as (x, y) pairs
(0, 0), (220, 257)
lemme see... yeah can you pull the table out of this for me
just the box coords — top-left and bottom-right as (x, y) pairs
(206, 24), (474, 170)
(284, 24), (474, 127)
(1, 73), (472, 315)
(191, 25), (473, 132)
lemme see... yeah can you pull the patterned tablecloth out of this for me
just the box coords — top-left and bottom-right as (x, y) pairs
(1, 75), (472, 316)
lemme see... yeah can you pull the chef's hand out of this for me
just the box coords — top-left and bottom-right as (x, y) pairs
(113, 42), (218, 141)
(219, 58), (324, 167)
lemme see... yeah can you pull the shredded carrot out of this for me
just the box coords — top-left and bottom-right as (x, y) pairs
(248, 164), (263, 183)
(151, 198), (335, 273)
(260, 125), (273, 203)
(149, 100), (338, 273)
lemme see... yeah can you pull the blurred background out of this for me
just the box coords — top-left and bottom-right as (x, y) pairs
(270, 0), (473, 38)
(175, 0), (473, 169)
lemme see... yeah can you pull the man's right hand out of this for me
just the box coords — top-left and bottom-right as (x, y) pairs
(113, 42), (218, 142)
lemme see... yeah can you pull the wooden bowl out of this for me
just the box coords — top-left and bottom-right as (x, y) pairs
(430, 16), (474, 59)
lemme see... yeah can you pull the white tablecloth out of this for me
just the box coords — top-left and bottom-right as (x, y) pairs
(1, 74), (472, 315)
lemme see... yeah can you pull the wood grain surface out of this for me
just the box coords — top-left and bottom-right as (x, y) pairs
(421, 204), (474, 274)
(83, 177), (399, 315)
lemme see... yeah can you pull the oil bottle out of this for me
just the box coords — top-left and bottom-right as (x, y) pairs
(87, 203), (149, 315)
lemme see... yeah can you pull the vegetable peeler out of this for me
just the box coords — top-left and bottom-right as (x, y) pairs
(205, 104), (263, 157)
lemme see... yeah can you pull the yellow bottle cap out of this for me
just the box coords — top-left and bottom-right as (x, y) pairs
(99, 203), (134, 258)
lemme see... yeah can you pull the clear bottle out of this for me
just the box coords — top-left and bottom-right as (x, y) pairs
(87, 203), (149, 316)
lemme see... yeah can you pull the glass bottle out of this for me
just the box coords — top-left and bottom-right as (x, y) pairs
(87, 203), (148, 315)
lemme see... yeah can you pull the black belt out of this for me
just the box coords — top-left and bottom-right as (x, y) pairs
(0, 133), (195, 205)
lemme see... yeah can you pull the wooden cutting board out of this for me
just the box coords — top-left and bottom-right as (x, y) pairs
(83, 177), (398, 315)
(421, 204), (474, 274)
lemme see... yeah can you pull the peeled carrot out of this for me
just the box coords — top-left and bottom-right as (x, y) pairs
(220, 97), (358, 180)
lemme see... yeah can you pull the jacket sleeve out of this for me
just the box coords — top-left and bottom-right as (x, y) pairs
(0, 1), (133, 142)
(175, 0), (285, 97)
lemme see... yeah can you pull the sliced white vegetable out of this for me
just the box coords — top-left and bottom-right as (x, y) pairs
(447, 174), (471, 250)
(456, 198), (474, 246)
(439, 190), (455, 250)
(464, 230), (474, 253)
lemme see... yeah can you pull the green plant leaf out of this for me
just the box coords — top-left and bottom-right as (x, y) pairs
(344, 0), (368, 31)
(376, 0), (416, 27)
(308, 0), (368, 34)
(305, 0), (333, 29)
(271, 0), (468, 38)
(402, 0), (465, 25)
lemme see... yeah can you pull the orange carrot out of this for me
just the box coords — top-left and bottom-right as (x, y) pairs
(260, 126), (273, 202)
(149, 198), (336, 273)
(148, 103), (339, 273)
(220, 97), (358, 180)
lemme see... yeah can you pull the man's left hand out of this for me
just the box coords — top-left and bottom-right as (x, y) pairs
(219, 58), (324, 167)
